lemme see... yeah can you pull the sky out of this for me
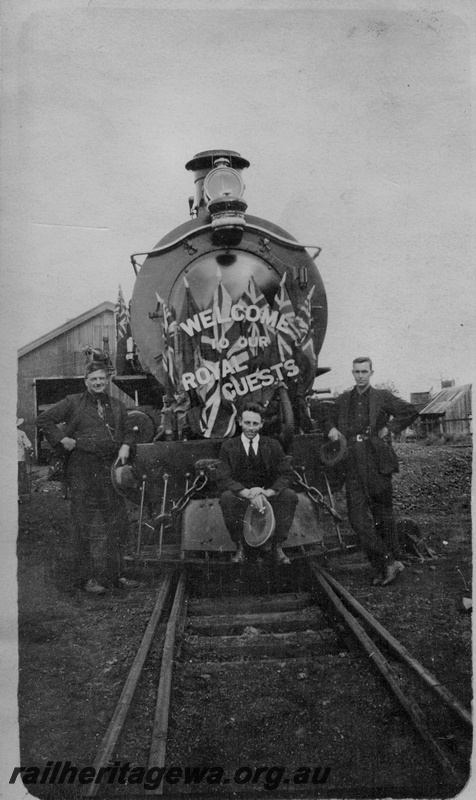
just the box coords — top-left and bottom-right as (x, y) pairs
(2, 0), (475, 404)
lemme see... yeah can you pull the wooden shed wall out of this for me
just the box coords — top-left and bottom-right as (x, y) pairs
(421, 388), (472, 436)
(442, 389), (472, 434)
(18, 310), (134, 453)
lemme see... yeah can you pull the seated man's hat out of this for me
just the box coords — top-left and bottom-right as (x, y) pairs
(243, 495), (275, 547)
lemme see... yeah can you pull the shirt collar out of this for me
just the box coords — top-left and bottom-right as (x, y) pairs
(354, 384), (371, 396)
(86, 390), (109, 404)
(241, 433), (260, 452)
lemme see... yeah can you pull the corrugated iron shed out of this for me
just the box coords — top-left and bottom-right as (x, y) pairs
(420, 385), (471, 416)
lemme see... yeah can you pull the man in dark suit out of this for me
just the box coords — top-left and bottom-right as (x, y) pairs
(324, 357), (418, 586)
(36, 362), (138, 594)
(217, 403), (298, 565)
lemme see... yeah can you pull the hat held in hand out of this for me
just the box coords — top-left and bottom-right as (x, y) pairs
(320, 434), (347, 467)
(243, 495), (275, 547)
(111, 463), (140, 495)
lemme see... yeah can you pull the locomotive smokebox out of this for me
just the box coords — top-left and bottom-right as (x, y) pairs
(186, 150), (249, 245)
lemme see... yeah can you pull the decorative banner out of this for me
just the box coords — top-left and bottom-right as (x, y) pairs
(153, 272), (316, 438)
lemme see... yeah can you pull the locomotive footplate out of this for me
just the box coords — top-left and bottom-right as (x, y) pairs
(180, 493), (323, 556)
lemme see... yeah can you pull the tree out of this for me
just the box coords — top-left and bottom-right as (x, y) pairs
(374, 380), (400, 396)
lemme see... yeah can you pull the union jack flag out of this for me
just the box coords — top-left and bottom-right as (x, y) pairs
(294, 286), (315, 342)
(156, 292), (178, 393)
(295, 286), (317, 372)
(198, 279), (237, 438)
(240, 277), (271, 358)
(179, 277), (202, 375)
(115, 285), (130, 341)
(200, 279), (233, 363)
(272, 272), (299, 362)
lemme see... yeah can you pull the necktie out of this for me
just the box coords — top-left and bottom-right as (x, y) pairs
(97, 398), (104, 420)
(248, 441), (256, 461)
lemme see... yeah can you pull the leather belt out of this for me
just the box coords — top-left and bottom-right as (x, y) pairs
(349, 434), (370, 443)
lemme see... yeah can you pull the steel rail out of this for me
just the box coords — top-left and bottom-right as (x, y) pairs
(315, 563), (472, 728)
(309, 562), (464, 781)
(84, 573), (174, 798)
(148, 572), (188, 794)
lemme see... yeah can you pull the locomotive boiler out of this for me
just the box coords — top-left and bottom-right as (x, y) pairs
(113, 150), (340, 563)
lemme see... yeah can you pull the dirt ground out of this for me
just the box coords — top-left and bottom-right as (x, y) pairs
(14, 442), (473, 799)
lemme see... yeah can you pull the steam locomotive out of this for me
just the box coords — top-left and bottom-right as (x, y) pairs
(113, 150), (340, 563)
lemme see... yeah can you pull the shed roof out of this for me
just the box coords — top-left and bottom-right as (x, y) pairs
(18, 301), (115, 358)
(419, 384), (472, 416)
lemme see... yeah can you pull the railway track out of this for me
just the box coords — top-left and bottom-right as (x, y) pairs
(84, 561), (472, 797)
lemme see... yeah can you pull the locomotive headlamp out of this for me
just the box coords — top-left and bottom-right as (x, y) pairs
(205, 163), (247, 247)
(204, 165), (245, 203)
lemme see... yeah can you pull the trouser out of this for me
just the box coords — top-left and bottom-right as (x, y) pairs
(67, 452), (130, 586)
(219, 488), (298, 546)
(18, 462), (29, 495)
(345, 444), (400, 572)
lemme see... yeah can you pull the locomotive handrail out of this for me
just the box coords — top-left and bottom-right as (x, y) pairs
(130, 224), (322, 272)
(130, 225), (213, 266)
(244, 223), (322, 256)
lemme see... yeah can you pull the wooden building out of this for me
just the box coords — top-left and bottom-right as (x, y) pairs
(18, 302), (134, 461)
(419, 384), (472, 437)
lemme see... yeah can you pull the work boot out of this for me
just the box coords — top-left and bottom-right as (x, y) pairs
(382, 560), (404, 586)
(117, 577), (141, 589)
(231, 543), (245, 564)
(84, 579), (107, 595)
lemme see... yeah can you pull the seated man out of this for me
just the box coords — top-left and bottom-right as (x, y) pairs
(217, 403), (298, 565)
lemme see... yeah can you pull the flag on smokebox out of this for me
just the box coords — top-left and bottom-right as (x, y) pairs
(294, 285), (317, 370)
(155, 292), (179, 393)
(197, 279), (237, 438)
(240, 276), (272, 358)
(272, 272), (299, 362)
(115, 285), (130, 341)
(179, 277), (202, 375)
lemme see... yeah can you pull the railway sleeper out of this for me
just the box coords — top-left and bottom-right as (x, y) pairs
(186, 607), (329, 636)
(182, 629), (341, 661)
(187, 591), (314, 616)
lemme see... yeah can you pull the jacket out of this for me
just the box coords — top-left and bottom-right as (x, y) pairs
(217, 436), (295, 494)
(323, 386), (419, 475)
(36, 391), (136, 456)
